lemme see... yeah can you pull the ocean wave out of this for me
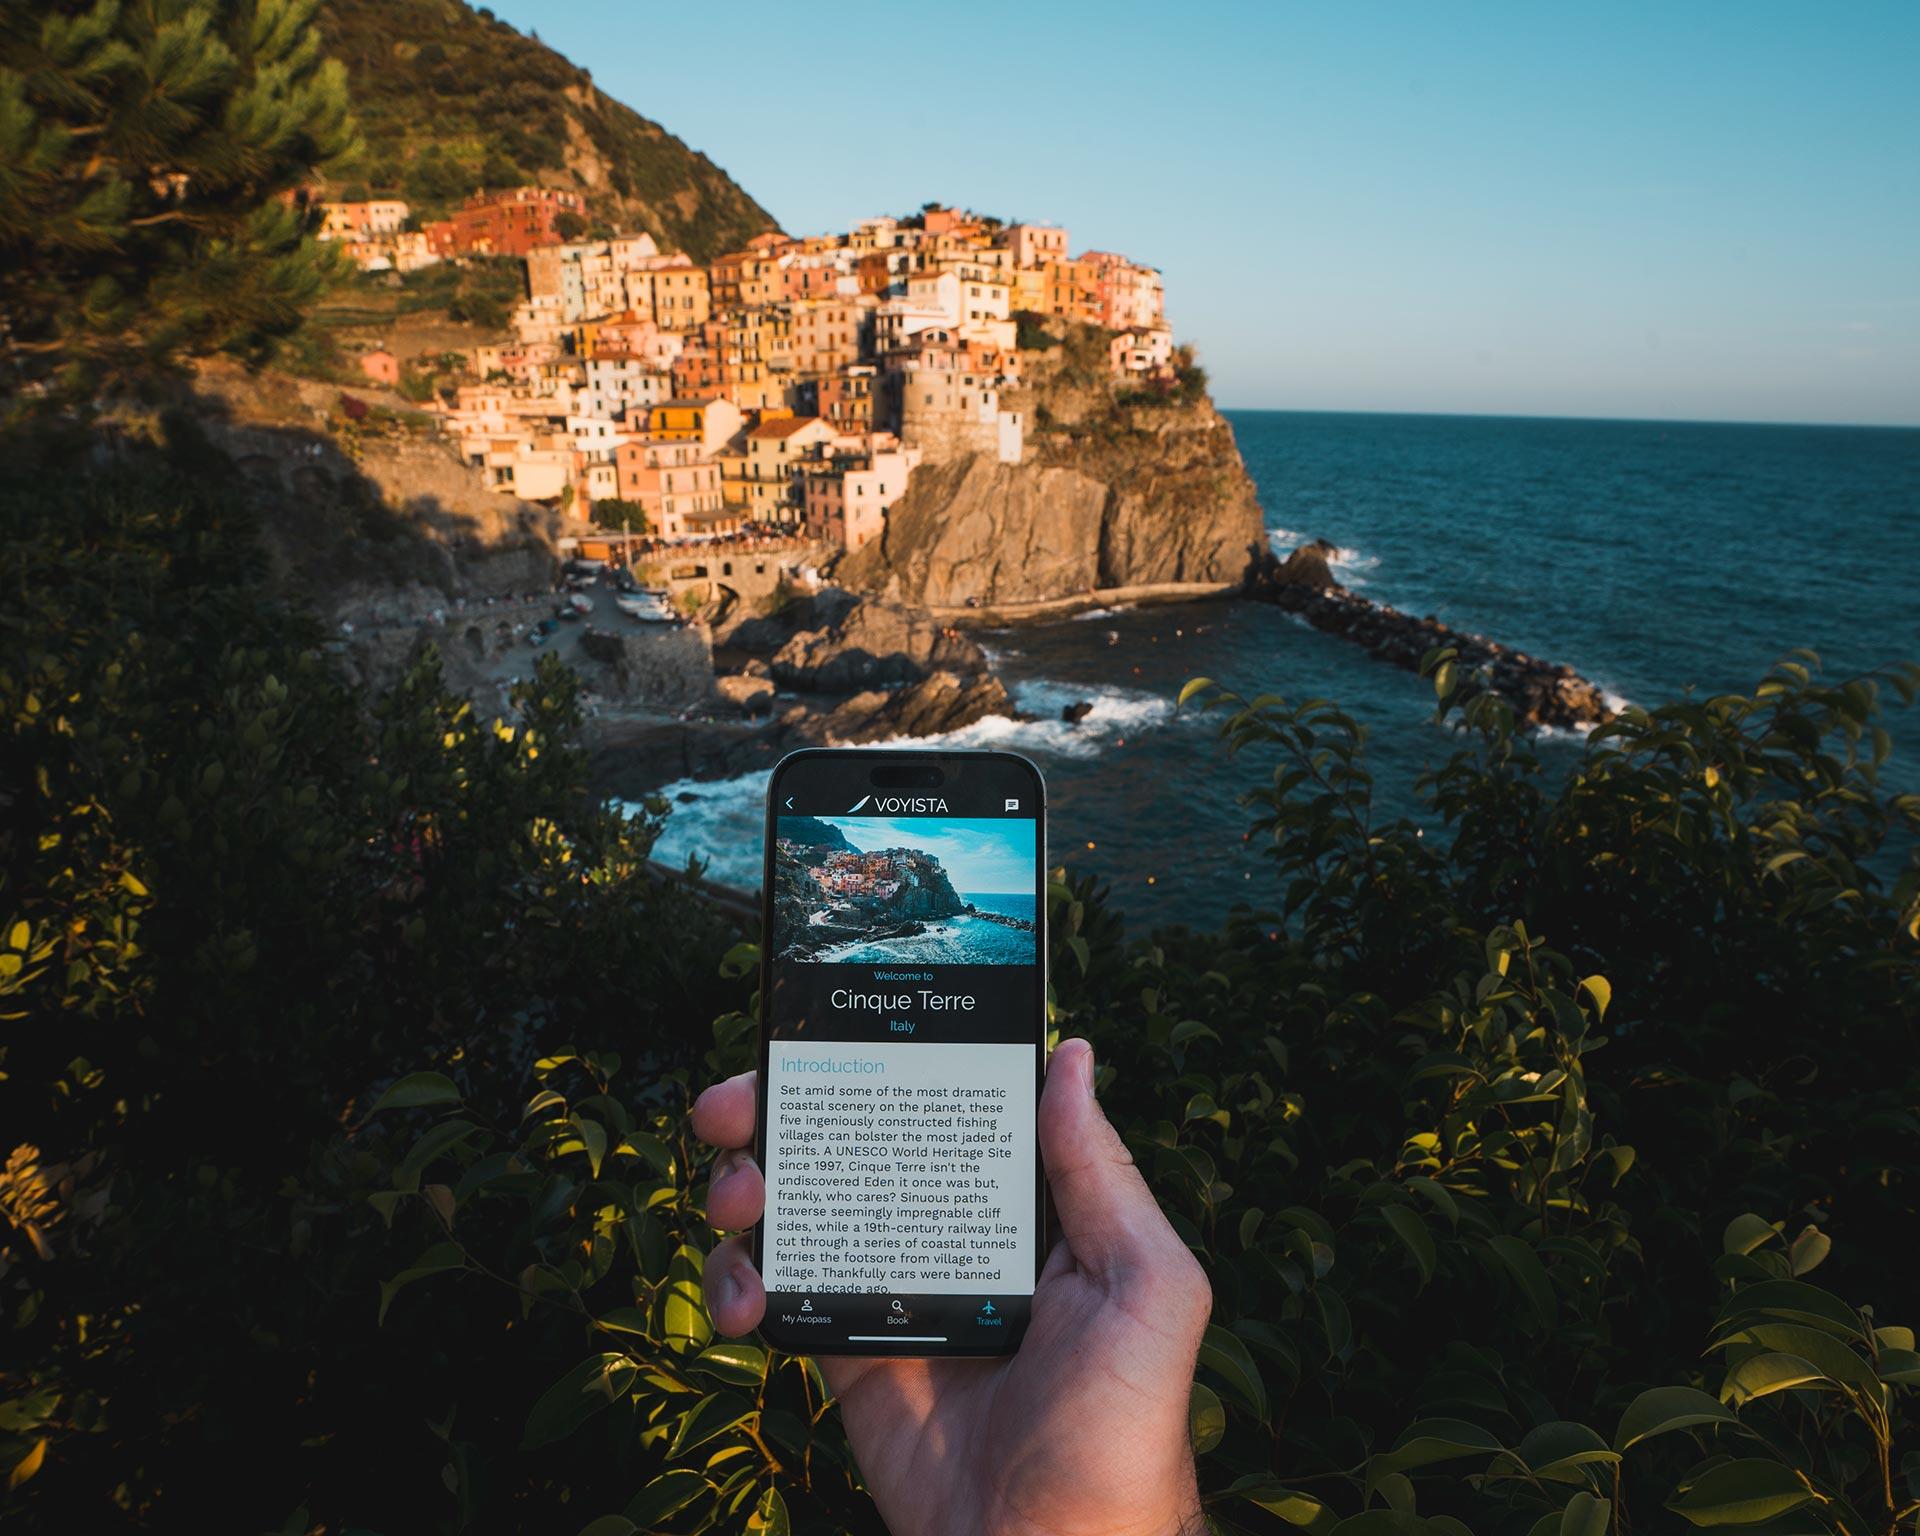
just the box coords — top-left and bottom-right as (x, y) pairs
(639, 768), (772, 890)
(1067, 604), (1135, 621)
(1266, 527), (1376, 587)
(640, 679), (1179, 883)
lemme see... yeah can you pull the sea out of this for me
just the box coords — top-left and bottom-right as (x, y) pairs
(820, 892), (1040, 966)
(650, 411), (1920, 930)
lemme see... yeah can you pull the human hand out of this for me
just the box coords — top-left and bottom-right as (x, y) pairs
(693, 1038), (1212, 1536)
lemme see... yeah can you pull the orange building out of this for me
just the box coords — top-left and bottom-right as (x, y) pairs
(425, 188), (585, 258)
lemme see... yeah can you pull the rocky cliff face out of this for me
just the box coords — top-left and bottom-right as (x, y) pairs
(880, 851), (965, 920)
(838, 337), (1264, 606)
(769, 596), (989, 689)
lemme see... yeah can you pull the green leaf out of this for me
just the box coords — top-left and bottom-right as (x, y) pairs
(1723, 1214), (1778, 1257)
(1717, 1280), (1866, 1341)
(1383, 1205), (1437, 1287)
(1199, 1323), (1269, 1421)
(622, 1470), (710, 1526)
(1668, 1460), (1815, 1527)
(663, 1244), (711, 1352)
(666, 1391), (755, 1458)
(1371, 1418), (1505, 1481)
(1614, 1386), (1739, 1451)
(378, 1242), (464, 1325)
(1515, 1422), (1620, 1484)
(593, 1307), (655, 1341)
(1229, 1476), (1337, 1535)
(575, 1519), (636, 1536)
(1721, 1353), (1839, 1406)
(1190, 1380), (1226, 1455)
(1329, 1513), (1433, 1536)
(370, 1071), (461, 1113)
(1711, 1323), (1881, 1395)
(1178, 676), (1216, 707)
(522, 1354), (641, 1451)
(1560, 1492), (1611, 1536)
(1876, 1348), (1920, 1384)
(1405, 1176), (1459, 1226)
(1786, 1227), (1830, 1277)
(692, 1343), (767, 1386)
(394, 1120), (481, 1194)
(1486, 1235), (1556, 1327)
(570, 1113), (608, 1178)
(746, 1487), (790, 1536)
(1578, 975), (1611, 1020)
(1376, 1472), (1417, 1515)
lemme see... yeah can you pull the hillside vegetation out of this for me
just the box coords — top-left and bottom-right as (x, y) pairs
(318, 0), (776, 260)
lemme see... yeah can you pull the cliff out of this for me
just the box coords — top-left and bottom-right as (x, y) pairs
(838, 324), (1264, 607)
(880, 851), (965, 920)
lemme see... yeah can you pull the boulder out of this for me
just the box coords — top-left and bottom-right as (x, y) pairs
(820, 671), (1017, 743)
(1061, 699), (1094, 723)
(1245, 539), (1342, 595)
(714, 673), (776, 716)
(770, 596), (988, 691)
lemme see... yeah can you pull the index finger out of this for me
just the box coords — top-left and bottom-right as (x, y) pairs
(691, 1070), (757, 1151)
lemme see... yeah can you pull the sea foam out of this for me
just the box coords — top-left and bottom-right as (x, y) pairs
(640, 678), (1179, 887)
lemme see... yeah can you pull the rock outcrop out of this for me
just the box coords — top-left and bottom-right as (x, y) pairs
(837, 400), (1264, 608)
(816, 671), (1014, 742)
(1245, 544), (1612, 730)
(769, 596), (989, 690)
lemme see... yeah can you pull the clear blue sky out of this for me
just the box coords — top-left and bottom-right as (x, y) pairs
(492, 1), (1918, 426)
(822, 817), (1033, 895)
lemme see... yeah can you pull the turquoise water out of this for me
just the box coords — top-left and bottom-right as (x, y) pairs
(652, 411), (1920, 927)
(822, 894), (1037, 965)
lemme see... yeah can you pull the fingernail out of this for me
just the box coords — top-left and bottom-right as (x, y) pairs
(716, 1267), (742, 1308)
(1079, 1044), (1096, 1097)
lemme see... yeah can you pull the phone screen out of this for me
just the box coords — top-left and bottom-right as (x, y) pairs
(754, 748), (1046, 1356)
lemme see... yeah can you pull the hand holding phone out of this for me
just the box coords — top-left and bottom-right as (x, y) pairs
(755, 749), (1048, 1356)
(696, 1038), (1214, 1536)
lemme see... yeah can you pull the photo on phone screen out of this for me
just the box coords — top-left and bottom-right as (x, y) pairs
(754, 748), (1046, 1356)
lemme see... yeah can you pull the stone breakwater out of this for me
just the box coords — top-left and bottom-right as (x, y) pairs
(1245, 542), (1613, 730)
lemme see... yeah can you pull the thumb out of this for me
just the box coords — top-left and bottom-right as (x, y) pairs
(1038, 1037), (1184, 1286)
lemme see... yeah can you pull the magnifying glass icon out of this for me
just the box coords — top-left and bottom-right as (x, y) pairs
(890, 1299), (904, 1314)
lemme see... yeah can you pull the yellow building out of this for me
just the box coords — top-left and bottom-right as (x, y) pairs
(1010, 266), (1048, 316)
(1045, 259), (1104, 327)
(648, 395), (745, 451)
(650, 266), (712, 332)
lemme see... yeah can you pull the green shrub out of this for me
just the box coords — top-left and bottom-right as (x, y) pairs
(0, 442), (743, 1523)
(332, 656), (1916, 1534)
(3, 433), (1915, 1534)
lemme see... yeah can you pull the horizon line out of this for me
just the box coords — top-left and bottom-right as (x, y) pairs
(1216, 404), (1920, 432)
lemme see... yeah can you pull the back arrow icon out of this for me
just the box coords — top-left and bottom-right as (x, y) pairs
(785, 796), (795, 809)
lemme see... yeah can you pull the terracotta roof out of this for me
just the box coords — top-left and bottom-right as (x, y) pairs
(748, 416), (827, 440)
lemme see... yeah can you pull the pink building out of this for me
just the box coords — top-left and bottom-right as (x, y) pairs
(802, 444), (923, 549)
(614, 438), (729, 539)
(1081, 252), (1167, 331)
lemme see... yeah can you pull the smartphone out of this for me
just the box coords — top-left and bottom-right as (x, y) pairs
(753, 747), (1047, 1357)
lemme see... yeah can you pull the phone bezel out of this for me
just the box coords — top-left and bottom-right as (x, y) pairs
(751, 746), (1049, 1358)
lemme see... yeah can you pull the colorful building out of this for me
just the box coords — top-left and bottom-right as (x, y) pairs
(424, 188), (585, 259)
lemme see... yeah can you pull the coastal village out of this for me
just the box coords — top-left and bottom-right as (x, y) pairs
(312, 186), (1174, 566)
(292, 188), (1609, 751)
